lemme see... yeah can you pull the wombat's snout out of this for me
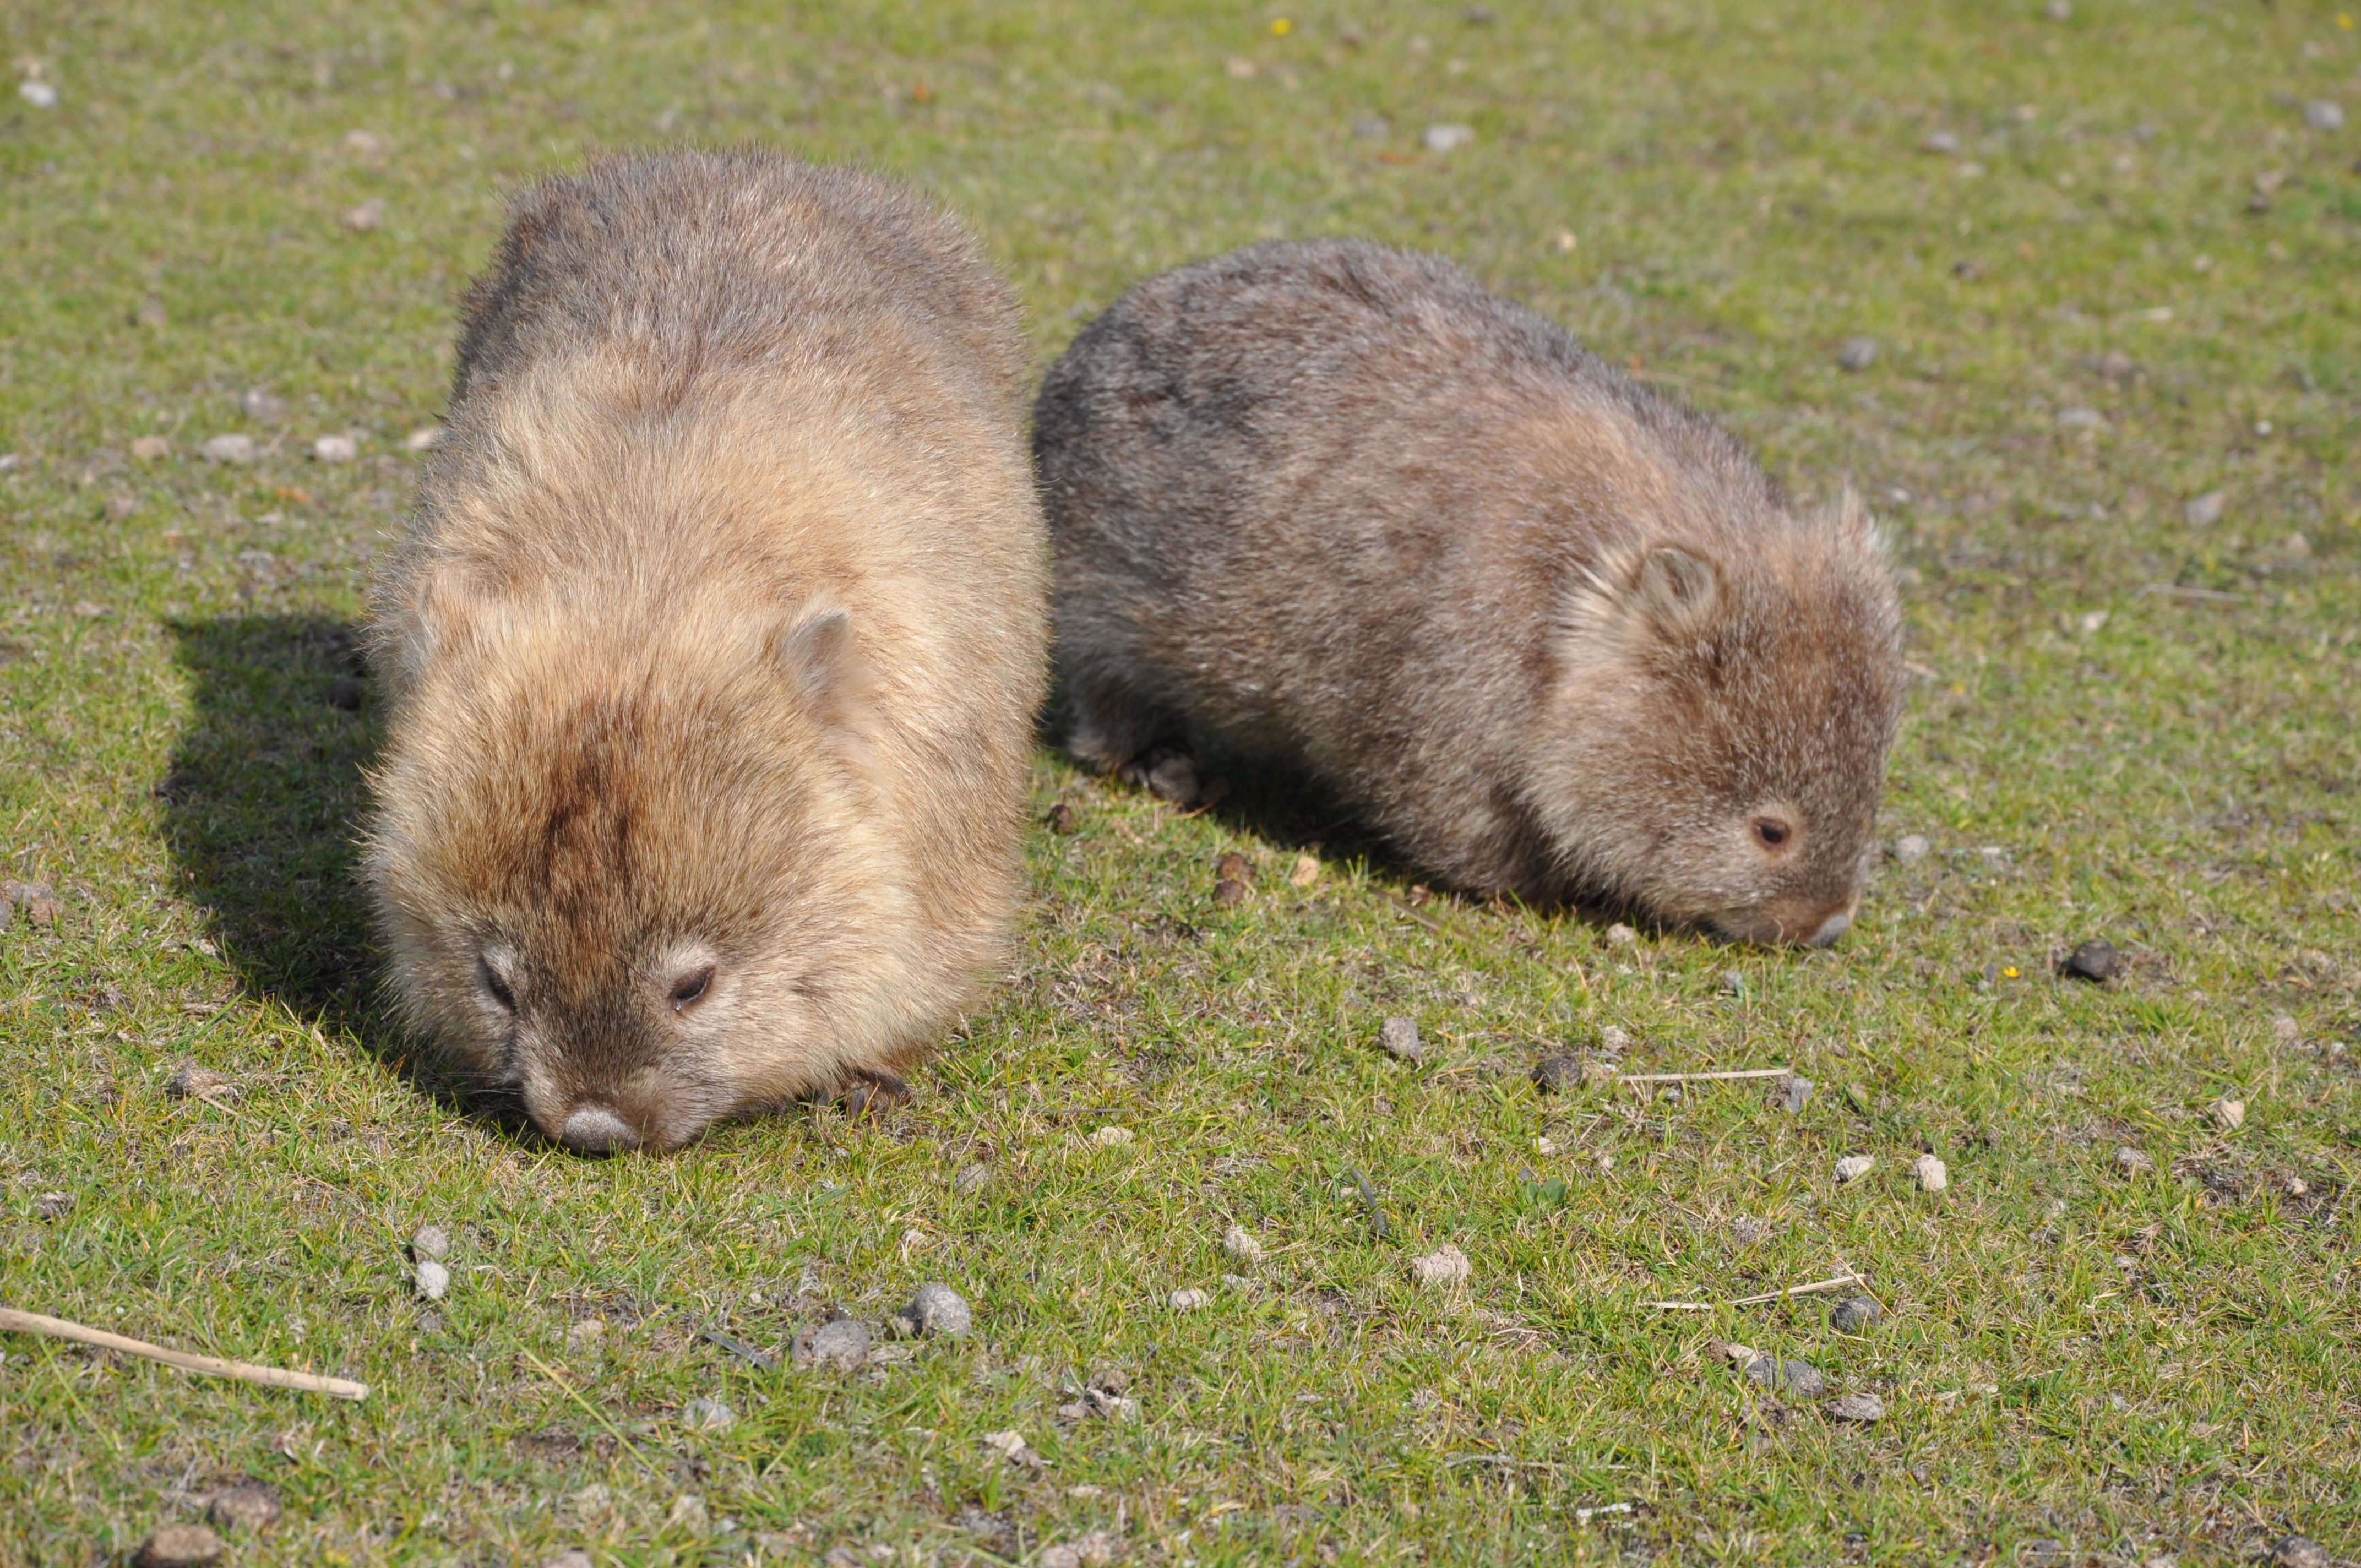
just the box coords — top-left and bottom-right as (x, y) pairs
(1751, 893), (1860, 948)
(556, 1103), (640, 1156)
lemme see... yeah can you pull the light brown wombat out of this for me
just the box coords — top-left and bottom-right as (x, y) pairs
(1035, 240), (1902, 945)
(366, 151), (1047, 1151)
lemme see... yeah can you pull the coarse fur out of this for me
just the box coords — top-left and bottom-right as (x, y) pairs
(1034, 239), (1903, 945)
(365, 149), (1047, 1152)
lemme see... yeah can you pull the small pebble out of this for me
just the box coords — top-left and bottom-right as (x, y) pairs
(34, 1191), (73, 1221)
(1776, 1075), (1813, 1114)
(200, 434), (256, 465)
(1091, 1124), (1134, 1147)
(1222, 1224), (1263, 1267)
(1410, 1243), (1471, 1288)
(1837, 336), (1879, 371)
(890, 1282), (973, 1338)
(1378, 1016), (1424, 1063)
(2183, 490), (2227, 527)
(1352, 114), (1391, 140)
(2062, 939), (2121, 982)
(206, 1482), (281, 1532)
(342, 199), (387, 232)
(544, 1553), (595, 1568)
(665, 1494), (708, 1531)
(1913, 1153), (1949, 1193)
(1744, 1357), (1826, 1399)
(312, 434), (358, 462)
(980, 1429), (1040, 1468)
(1599, 1025), (1631, 1051)
(1531, 1053), (1583, 1093)
(165, 1064), (237, 1102)
(130, 436), (171, 461)
(2114, 1146), (2154, 1176)
(1422, 123), (1476, 153)
(1920, 130), (1961, 155)
(134, 1525), (224, 1568)
(1715, 1341), (1758, 1366)
(792, 1317), (872, 1371)
(1168, 1287), (1211, 1311)
(1603, 923), (1637, 946)
(953, 1161), (991, 1194)
(2303, 101), (2346, 133)
(2270, 1538), (2330, 1568)
(2209, 1098), (2245, 1132)
(1825, 1392), (1886, 1423)
(682, 1397), (735, 1433)
(1834, 1155), (1874, 1184)
(1893, 833), (1931, 863)
(2043, 0), (2071, 18)
(411, 1223), (450, 1260)
(2272, 1015), (2300, 1046)
(19, 79), (59, 109)
(414, 1260), (450, 1300)
(328, 676), (365, 711)
(1718, 970), (1748, 998)
(2057, 406), (2105, 431)
(240, 387), (287, 423)
(1212, 877), (1248, 906)
(1829, 1295), (1883, 1333)
(404, 425), (442, 451)
(1288, 853), (1321, 887)
(565, 1319), (604, 1347)
(1042, 802), (1078, 835)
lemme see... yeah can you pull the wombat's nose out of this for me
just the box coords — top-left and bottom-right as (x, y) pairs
(1805, 908), (1853, 947)
(557, 1104), (641, 1155)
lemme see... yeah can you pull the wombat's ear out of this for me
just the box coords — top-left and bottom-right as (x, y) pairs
(1630, 546), (1724, 643)
(778, 603), (875, 736)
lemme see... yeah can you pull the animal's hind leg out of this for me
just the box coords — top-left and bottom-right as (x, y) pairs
(1064, 667), (1204, 805)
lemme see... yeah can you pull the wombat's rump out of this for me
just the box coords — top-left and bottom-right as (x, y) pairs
(1035, 240), (1901, 945)
(366, 151), (1046, 1151)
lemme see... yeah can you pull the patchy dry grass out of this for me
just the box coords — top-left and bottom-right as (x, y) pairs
(2, 1), (2358, 1564)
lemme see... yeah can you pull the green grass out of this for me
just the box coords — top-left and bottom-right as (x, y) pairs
(3, 1), (2358, 1562)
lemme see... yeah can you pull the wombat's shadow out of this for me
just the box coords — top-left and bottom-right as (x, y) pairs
(161, 616), (518, 1125)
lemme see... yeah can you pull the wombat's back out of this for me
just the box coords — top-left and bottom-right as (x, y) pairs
(367, 152), (1046, 1150)
(1037, 240), (1900, 941)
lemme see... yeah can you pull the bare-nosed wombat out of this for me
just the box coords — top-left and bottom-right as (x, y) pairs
(366, 151), (1047, 1151)
(1034, 240), (1902, 945)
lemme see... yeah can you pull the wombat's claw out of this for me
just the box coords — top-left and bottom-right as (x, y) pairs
(1123, 748), (1214, 808)
(841, 1070), (911, 1121)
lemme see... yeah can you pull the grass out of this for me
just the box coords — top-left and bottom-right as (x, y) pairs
(2, 0), (2358, 1562)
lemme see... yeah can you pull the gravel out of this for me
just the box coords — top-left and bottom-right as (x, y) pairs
(206, 1483), (281, 1532)
(411, 1224), (450, 1260)
(1091, 1124), (1134, 1147)
(1603, 923), (1638, 946)
(165, 1064), (237, 1102)
(682, 1398), (736, 1432)
(1222, 1224), (1264, 1267)
(34, 1191), (72, 1221)
(312, 434), (358, 462)
(1422, 123), (1476, 153)
(19, 79), (59, 109)
(2303, 101), (2346, 132)
(1531, 1053), (1583, 1093)
(1834, 1155), (1875, 1184)
(1352, 115), (1391, 140)
(200, 434), (257, 464)
(544, 1553), (595, 1568)
(2210, 1098), (2245, 1132)
(889, 1282), (972, 1338)
(1825, 1392), (1886, 1423)
(2114, 1146), (2154, 1176)
(241, 387), (288, 422)
(130, 436), (171, 461)
(1168, 1287), (1211, 1311)
(1837, 336), (1879, 371)
(1718, 969), (1748, 998)
(953, 1162), (991, 1195)
(342, 199), (387, 232)
(2273, 1015), (2301, 1045)
(134, 1526), (224, 1568)
(1378, 1016), (1424, 1063)
(2270, 1538), (2330, 1568)
(1744, 1357), (1826, 1399)
(2184, 489), (2227, 527)
(1410, 1244), (1471, 1288)
(414, 1260), (451, 1300)
(1288, 853), (1321, 886)
(1921, 130), (1962, 155)
(791, 1317), (872, 1370)
(2061, 939), (2122, 982)
(1776, 1075), (1814, 1114)
(1913, 1153), (1949, 1193)
(1829, 1295), (1883, 1333)
(1893, 833), (1932, 863)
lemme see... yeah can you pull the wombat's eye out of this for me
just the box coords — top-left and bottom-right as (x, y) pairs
(670, 965), (715, 1012)
(1752, 818), (1793, 850)
(479, 957), (516, 1012)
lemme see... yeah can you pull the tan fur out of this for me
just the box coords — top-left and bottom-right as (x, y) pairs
(1033, 240), (1902, 944)
(365, 151), (1046, 1151)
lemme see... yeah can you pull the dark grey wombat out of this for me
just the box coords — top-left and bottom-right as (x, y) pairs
(1033, 239), (1902, 945)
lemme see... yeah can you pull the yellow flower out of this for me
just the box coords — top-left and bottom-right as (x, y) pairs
(2341, 12), (2356, 28)
(2002, 966), (2021, 979)
(1271, 17), (1293, 34)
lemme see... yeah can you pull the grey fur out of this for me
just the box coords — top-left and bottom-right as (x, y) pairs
(1034, 239), (1902, 944)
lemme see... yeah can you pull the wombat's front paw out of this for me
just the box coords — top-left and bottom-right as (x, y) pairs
(1119, 747), (1221, 808)
(841, 1070), (911, 1122)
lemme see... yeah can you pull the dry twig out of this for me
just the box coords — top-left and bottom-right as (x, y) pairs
(0, 1305), (367, 1400)
(1643, 1271), (1868, 1312)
